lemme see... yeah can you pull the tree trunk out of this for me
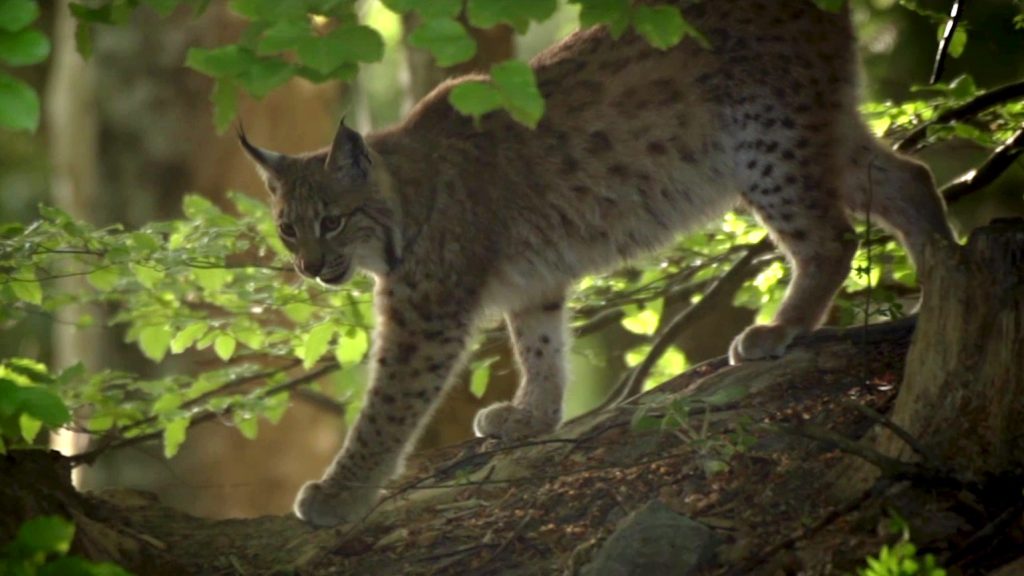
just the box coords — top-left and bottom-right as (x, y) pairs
(879, 218), (1024, 476)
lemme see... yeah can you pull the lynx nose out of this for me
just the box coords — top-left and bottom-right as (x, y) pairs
(297, 257), (323, 278)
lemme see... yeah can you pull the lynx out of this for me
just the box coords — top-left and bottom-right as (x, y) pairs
(240, 0), (953, 526)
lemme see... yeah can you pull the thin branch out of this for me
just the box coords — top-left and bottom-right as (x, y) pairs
(895, 79), (1024, 152)
(69, 362), (340, 466)
(942, 128), (1024, 204)
(613, 239), (775, 405)
(293, 388), (348, 416)
(776, 422), (937, 481)
(842, 400), (938, 464)
(930, 0), (966, 84)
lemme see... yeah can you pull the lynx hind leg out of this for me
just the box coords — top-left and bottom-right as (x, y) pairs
(474, 299), (567, 440)
(843, 138), (956, 271)
(729, 126), (859, 363)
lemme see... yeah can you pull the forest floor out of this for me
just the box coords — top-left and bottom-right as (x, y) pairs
(4, 318), (1023, 575)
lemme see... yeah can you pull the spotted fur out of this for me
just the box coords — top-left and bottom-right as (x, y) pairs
(241, 0), (954, 526)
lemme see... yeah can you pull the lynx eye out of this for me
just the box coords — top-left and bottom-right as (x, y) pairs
(321, 214), (346, 236)
(278, 222), (297, 240)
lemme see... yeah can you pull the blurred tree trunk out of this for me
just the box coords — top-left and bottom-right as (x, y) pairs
(46, 0), (105, 473)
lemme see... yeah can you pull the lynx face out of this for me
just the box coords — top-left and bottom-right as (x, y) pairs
(239, 124), (390, 286)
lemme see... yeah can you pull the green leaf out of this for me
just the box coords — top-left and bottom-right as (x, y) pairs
(171, 322), (209, 353)
(237, 57), (294, 98)
(263, 392), (289, 424)
(15, 386), (70, 428)
(303, 323), (335, 369)
(130, 263), (165, 288)
(449, 80), (503, 119)
(382, 0), (461, 19)
(87, 266), (122, 291)
(490, 60), (545, 127)
(257, 19), (311, 54)
(334, 328), (368, 365)
(214, 334), (237, 361)
(152, 392), (183, 414)
(211, 79), (239, 134)
(0, 0), (39, 31)
(193, 267), (230, 292)
(575, 0), (631, 37)
(0, 71), (39, 132)
(700, 383), (749, 406)
(162, 417), (189, 458)
(229, 0), (298, 20)
(0, 28), (51, 66)
(467, 0), (557, 33)
(74, 21), (92, 57)
(139, 325), (173, 362)
(630, 409), (663, 432)
(145, 0), (182, 16)
(10, 267), (42, 305)
(621, 308), (659, 335)
(469, 363), (490, 398)
(233, 412), (258, 439)
(944, 25), (967, 58)
(408, 18), (477, 68)
(19, 412), (41, 443)
(186, 45), (254, 77)
(15, 516), (75, 554)
(631, 5), (684, 50)
(283, 301), (317, 323)
(232, 323), (265, 350)
(297, 25), (384, 73)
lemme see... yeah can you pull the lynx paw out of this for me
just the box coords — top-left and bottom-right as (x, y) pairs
(293, 480), (378, 527)
(473, 401), (559, 440)
(729, 324), (801, 364)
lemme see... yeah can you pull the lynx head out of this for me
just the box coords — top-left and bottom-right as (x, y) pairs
(238, 120), (398, 285)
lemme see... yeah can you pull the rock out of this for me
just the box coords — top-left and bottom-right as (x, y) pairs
(582, 500), (719, 576)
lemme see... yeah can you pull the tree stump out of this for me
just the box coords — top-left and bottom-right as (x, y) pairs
(879, 218), (1024, 477)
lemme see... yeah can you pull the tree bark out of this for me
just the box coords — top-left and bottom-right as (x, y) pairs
(878, 218), (1024, 476)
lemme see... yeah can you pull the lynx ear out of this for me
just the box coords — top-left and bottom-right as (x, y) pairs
(325, 117), (372, 178)
(237, 124), (284, 195)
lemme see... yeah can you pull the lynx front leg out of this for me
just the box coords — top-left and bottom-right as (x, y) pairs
(294, 298), (471, 527)
(474, 298), (568, 440)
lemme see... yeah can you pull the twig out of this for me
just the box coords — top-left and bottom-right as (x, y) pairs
(930, 0), (966, 84)
(776, 422), (941, 482)
(842, 400), (937, 464)
(69, 362), (340, 465)
(942, 128), (1024, 204)
(614, 238), (774, 404)
(478, 509), (535, 570)
(946, 497), (1024, 567)
(895, 79), (1024, 152)
(293, 388), (348, 416)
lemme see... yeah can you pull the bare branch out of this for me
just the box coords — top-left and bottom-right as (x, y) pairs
(930, 0), (966, 84)
(597, 239), (775, 409)
(941, 128), (1024, 204)
(895, 79), (1024, 153)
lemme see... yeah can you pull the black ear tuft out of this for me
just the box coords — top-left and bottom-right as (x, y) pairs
(325, 117), (372, 178)
(237, 122), (280, 170)
(237, 121), (285, 195)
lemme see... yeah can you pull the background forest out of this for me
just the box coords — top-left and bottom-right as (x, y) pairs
(1, 1), (1023, 572)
